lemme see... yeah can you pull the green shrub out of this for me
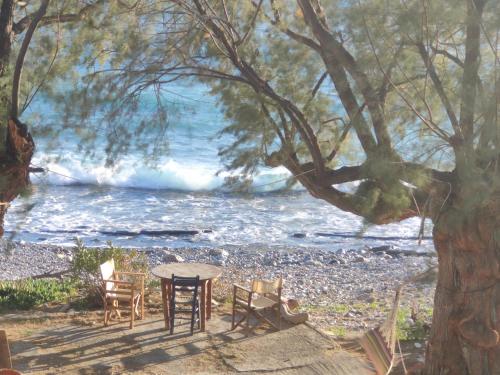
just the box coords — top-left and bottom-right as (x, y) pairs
(70, 239), (149, 306)
(397, 306), (432, 341)
(0, 278), (78, 311)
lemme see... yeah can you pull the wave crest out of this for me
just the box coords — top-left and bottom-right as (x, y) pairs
(32, 155), (294, 192)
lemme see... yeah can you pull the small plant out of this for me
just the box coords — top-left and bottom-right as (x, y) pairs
(0, 278), (78, 311)
(397, 306), (432, 341)
(70, 239), (149, 306)
(326, 326), (347, 338)
(146, 278), (161, 290)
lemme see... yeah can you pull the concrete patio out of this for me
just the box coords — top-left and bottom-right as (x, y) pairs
(7, 310), (373, 374)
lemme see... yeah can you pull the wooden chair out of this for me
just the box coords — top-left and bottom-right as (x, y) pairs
(100, 259), (145, 329)
(358, 286), (404, 375)
(231, 277), (282, 336)
(169, 274), (201, 335)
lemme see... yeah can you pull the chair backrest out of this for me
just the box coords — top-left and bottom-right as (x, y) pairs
(358, 286), (403, 375)
(100, 259), (116, 293)
(172, 274), (200, 290)
(251, 277), (282, 294)
(171, 274), (200, 310)
(359, 327), (394, 375)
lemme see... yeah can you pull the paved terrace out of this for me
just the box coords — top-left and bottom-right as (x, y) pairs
(4, 310), (373, 374)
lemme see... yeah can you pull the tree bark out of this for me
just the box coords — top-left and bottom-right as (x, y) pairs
(0, 0), (35, 237)
(425, 201), (500, 374)
(0, 118), (35, 236)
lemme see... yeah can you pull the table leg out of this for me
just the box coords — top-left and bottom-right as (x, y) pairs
(200, 280), (206, 332)
(207, 279), (212, 320)
(160, 279), (170, 330)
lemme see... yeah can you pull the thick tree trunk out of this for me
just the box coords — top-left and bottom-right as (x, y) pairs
(0, 118), (34, 236)
(425, 202), (500, 374)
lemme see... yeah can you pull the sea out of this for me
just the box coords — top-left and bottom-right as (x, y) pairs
(4, 84), (434, 253)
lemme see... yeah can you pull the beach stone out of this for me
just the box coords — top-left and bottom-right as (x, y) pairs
(209, 248), (229, 266)
(162, 251), (184, 263)
(370, 245), (393, 253)
(353, 255), (367, 263)
(307, 260), (322, 267)
(209, 248), (228, 257)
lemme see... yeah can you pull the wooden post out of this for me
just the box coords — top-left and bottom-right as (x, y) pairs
(0, 330), (12, 369)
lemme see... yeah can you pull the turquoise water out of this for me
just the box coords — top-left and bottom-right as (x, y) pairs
(5, 84), (434, 252)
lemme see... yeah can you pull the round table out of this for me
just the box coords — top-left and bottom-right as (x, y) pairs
(152, 263), (222, 332)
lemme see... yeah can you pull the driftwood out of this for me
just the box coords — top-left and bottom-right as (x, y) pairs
(21, 268), (71, 280)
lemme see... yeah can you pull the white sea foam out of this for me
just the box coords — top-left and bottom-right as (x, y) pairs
(31, 154), (296, 192)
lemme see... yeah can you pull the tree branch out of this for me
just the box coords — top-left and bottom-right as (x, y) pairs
(430, 46), (464, 68)
(459, 0), (485, 143)
(13, 0), (105, 35)
(237, 0), (262, 46)
(299, 0), (391, 150)
(11, 0), (49, 118)
(187, 0), (327, 176)
(417, 43), (461, 139)
(252, 0), (321, 51)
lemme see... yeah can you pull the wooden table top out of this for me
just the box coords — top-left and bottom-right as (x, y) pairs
(152, 263), (222, 281)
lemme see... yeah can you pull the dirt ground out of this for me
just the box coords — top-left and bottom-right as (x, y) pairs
(0, 302), (427, 375)
(1, 305), (379, 375)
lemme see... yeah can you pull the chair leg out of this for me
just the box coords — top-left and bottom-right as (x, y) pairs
(277, 304), (281, 330)
(135, 299), (140, 318)
(197, 303), (201, 329)
(140, 293), (145, 320)
(190, 304), (196, 336)
(104, 300), (109, 326)
(246, 308), (251, 337)
(113, 300), (121, 319)
(231, 300), (236, 330)
(130, 296), (135, 329)
(169, 305), (175, 335)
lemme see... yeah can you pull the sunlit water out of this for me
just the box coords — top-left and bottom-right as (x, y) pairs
(4, 84), (434, 252)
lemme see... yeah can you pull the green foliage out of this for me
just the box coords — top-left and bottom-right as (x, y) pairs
(326, 325), (347, 338)
(10, 0), (500, 221)
(70, 239), (148, 304)
(0, 278), (77, 311)
(397, 306), (432, 341)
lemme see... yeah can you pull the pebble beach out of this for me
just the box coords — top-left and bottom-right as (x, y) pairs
(0, 241), (437, 332)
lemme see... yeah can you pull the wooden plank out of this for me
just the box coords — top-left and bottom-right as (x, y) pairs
(0, 330), (12, 369)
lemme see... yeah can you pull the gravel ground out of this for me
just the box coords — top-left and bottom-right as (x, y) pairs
(0, 240), (437, 331)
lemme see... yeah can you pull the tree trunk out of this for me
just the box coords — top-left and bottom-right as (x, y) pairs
(425, 202), (500, 374)
(0, 118), (34, 236)
(0, 1), (35, 237)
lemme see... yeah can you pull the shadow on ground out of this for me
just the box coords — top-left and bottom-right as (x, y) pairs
(9, 310), (373, 374)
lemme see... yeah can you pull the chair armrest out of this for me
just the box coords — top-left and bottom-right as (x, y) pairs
(102, 279), (135, 287)
(233, 284), (252, 294)
(115, 271), (145, 278)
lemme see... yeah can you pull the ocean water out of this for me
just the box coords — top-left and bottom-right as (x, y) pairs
(4, 84), (434, 253)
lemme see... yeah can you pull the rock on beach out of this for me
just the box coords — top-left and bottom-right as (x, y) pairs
(0, 241), (436, 331)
